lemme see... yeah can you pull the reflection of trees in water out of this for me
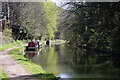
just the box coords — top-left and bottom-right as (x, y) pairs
(64, 45), (120, 76)
(24, 51), (39, 60)
(41, 45), (59, 75)
(27, 44), (120, 77)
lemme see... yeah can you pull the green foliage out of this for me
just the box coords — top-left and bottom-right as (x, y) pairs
(0, 40), (25, 51)
(59, 2), (120, 53)
(8, 2), (59, 40)
(8, 2), (45, 40)
(3, 28), (13, 43)
(42, 1), (59, 40)
(0, 68), (9, 80)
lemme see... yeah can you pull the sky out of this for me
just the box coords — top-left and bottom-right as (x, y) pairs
(50, 0), (71, 10)
(50, 0), (63, 7)
(50, 0), (120, 2)
(50, 0), (75, 10)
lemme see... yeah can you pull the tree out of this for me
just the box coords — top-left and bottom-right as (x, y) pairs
(58, 2), (120, 54)
(8, 1), (59, 40)
(42, 1), (59, 40)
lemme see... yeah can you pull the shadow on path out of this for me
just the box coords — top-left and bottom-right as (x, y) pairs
(1, 73), (58, 80)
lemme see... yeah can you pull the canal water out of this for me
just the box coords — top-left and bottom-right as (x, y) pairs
(25, 43), (120, 79)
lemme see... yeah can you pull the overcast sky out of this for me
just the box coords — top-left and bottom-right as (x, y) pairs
(50, 0), (63, 6)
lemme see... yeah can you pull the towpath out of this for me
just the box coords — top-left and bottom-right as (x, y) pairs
(0, 45), (38, 80)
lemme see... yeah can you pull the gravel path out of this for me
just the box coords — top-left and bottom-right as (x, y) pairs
(0, 45), (38, 80)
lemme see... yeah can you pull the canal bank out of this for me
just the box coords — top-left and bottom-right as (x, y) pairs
(0, 46), (57, 80)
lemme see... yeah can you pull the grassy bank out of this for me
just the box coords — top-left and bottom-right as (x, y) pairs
(0, 68), (9, 80)
(0, 40), (26, 51)
(8, 47), (57, 79)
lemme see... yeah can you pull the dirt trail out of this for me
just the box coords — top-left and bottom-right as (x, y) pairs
(0, 45), (38, 80)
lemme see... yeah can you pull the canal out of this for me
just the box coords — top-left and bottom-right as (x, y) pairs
(25, 43), (120, 79)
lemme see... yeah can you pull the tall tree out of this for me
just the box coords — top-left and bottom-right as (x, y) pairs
(8, 1), (59, 40)
(58, 2), (120, 53)
(42, 1), (59, 40)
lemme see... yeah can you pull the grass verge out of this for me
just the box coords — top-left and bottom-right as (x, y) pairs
(8, 47), (57, 79)
(0, 40), (26, 51)
(0, 68), (9, 80)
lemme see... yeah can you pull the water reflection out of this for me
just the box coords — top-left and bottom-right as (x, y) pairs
(40, 45), (59, 74)
(58, 74), (71, 78)
(25, 44), (120, 78)
(24, 51), (39, 59)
